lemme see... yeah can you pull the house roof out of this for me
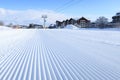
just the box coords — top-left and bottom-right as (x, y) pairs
(78, 17), (90, 22)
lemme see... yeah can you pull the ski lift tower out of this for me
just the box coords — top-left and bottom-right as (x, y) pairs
(42, 15), (47, 29)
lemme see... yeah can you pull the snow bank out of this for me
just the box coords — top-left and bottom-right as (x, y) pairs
(64, 25), (79, 30)
(0, 26), (11, 30)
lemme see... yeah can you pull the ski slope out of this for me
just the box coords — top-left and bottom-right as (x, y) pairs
(0, 29), (120, 80)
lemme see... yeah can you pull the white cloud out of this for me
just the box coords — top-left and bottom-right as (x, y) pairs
(0, 8), (113, 26)
(0, 8), (68, 26)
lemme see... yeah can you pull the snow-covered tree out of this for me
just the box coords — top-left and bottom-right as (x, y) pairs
(96, 16), (108, 28)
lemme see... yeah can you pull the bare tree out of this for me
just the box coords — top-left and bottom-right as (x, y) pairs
(96, 16), (108, 28)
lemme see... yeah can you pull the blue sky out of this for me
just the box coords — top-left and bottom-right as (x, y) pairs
(0, 0), (120, 25)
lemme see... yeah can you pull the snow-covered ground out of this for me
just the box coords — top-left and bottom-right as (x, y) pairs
(0, 26), (11, 30)
(0, 29), (120, 80)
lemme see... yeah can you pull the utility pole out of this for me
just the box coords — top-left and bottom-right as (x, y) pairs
(42, 15), (47, 29)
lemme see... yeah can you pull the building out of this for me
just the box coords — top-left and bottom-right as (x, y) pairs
(48, 24), (56, 29)
(55, 17), (90, 28)
(28, 24), (43, 29)
(68, 18), (76, 25)
(61, 20), (67, 27)
(56, 21), (62, 28)
(112, 12), (120, 23)
(65, 19), (69, 25)
(112, 12), (120, 27)
(77, 17), (90, 28)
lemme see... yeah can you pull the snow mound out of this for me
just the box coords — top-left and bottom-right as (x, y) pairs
(0, 26), (11, 30)
(64, 25), (79, 30)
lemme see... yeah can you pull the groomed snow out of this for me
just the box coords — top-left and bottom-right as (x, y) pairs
(0, 29), (120, 80)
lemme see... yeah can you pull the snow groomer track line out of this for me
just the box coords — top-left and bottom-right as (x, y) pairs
(0, 29), (120, 80)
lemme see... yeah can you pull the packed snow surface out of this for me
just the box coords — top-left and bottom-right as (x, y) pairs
(0, 29), (120, 80)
